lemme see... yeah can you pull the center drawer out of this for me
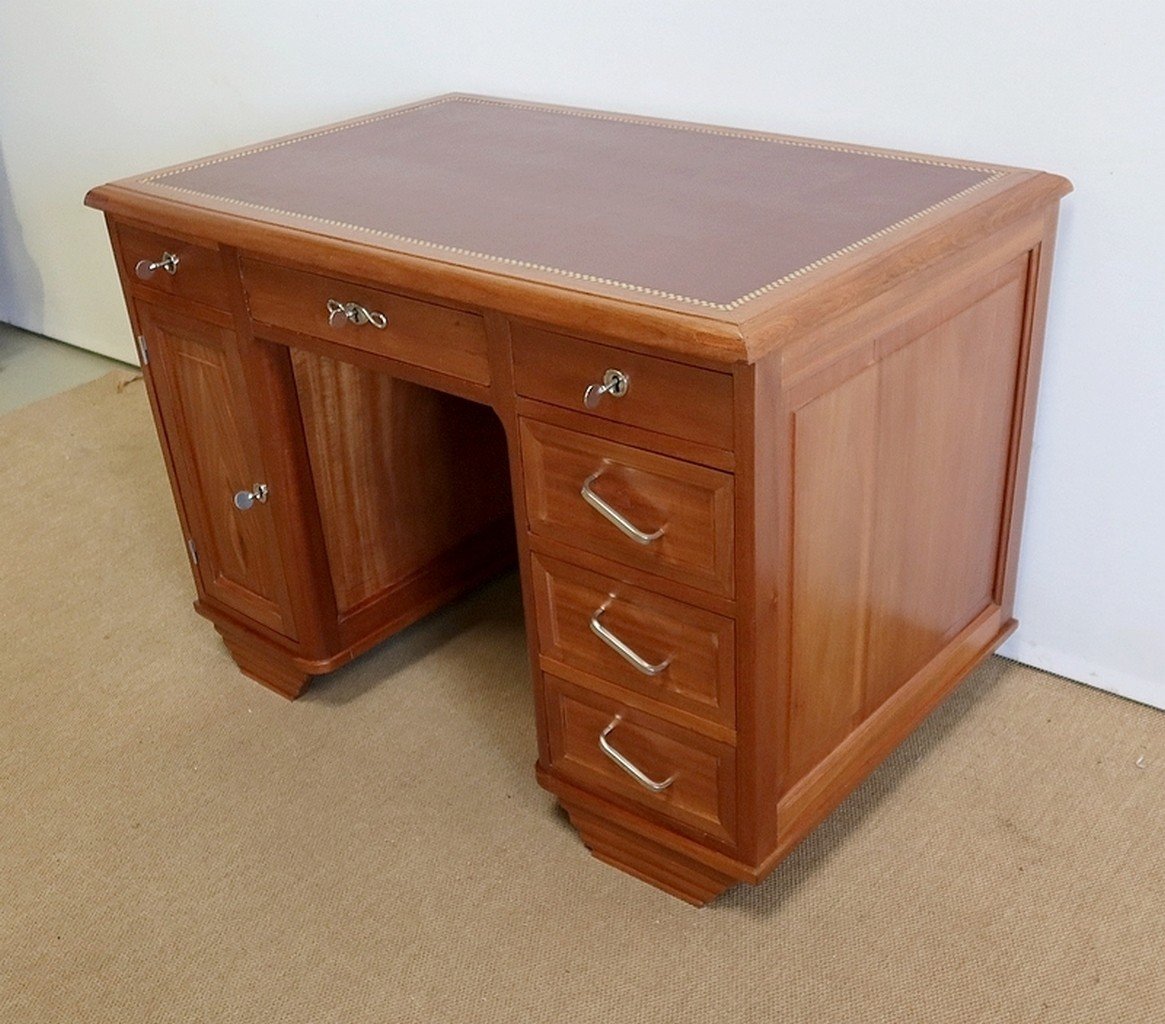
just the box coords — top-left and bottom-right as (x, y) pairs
(519, 420), (734, 596)
(240, 258), (490, 386)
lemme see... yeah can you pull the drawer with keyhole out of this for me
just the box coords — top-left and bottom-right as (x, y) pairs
(511, 324), (735, 450)
(240, 257), (491, 386)
(117, 224), (230, 311)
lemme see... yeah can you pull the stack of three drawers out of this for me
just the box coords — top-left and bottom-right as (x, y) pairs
(510, 323), (741, 862)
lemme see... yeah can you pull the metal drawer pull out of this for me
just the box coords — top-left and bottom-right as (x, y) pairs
(583, 368), (629, 409)
(233, 483), (269, 511)
(590, 601), (672, 676)
(580, 470), (666, 545)
(135, 252), (180, 279)
(326, 298), (388, 329)
(599, 716), (675, 793)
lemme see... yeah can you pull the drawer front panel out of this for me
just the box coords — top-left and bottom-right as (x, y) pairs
(545, 674), (736, 844)
(520, 420), (734, 596)
(241, 258), (490, 386)
(531, 554), (735, 728)
(511, 325), (734, 450)
(117, 224), (229, 310)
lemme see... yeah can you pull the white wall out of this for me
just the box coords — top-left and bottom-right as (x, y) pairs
(1, 1), (1162, 706)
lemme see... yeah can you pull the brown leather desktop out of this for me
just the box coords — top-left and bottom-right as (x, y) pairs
(86, 94), (1070, 904)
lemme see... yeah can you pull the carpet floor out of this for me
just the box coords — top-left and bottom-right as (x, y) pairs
(1, 371), (1162, 1023)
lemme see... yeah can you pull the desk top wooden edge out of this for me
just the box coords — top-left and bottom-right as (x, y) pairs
(86, 93), (1072, 366)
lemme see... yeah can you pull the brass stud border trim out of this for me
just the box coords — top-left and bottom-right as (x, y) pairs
(139, 96), (1010, 312)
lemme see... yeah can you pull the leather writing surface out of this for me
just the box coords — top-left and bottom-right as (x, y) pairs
(146, 97), (998, 308)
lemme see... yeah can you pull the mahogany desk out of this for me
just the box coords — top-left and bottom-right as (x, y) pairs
(86, 95), (1070, 905)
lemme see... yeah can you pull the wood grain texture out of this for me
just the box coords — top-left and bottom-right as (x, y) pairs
(862, 270), (1025, 710)
(786, 370), (878, 783)
(531, 552), (735, 731)
(479, 310), (557, 771)
(740, 172), (1071, 361)
(520, 419), (735, 596)
(774, 610), (1015, 876)
(290, 349), (512, 615)
(513, 396), (735, 472)
(242, 257), (491, 385)
(248, 318), (492, 407)
(729, 357), (787, 864)
(215, 621), (312, 699)
(544, 673), (736, 846)
(220, 250), (345, 664)
(562, 803), (740, 907)
(527, 534), (737, 619)
(996, 207), (1061, 618)
(781, 257), (1029, 792)
(115, 222), (231, 313)
(777, 213), (1046, 396)
(136, 304), (297, 640)
(511, 324), (735, 449)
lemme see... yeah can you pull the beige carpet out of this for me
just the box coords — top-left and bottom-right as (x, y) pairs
(1, 371), (1163, 1023)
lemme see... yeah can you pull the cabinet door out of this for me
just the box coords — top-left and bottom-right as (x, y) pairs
(138, 304), (298, 641)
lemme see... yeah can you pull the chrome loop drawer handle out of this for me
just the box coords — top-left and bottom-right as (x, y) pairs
(580, 469), (666, 545)
(590, 601), (672, 676)
(233, 483), (269, 511)
(135, 252), (180, 279)
(326, 298), (388, 329)
(599, 716), (675, 793)
(583, 368), (629, 409)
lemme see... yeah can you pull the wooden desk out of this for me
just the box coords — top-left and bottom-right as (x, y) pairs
(86, 94), (1070, 905)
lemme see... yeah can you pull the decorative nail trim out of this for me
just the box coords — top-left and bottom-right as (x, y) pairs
(140, 96), (1009, 311)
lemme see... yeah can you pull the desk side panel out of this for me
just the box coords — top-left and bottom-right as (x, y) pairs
(764, 205), (1062, 869)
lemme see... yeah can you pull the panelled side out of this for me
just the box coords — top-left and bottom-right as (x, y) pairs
(778, 251), (1034, 823)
